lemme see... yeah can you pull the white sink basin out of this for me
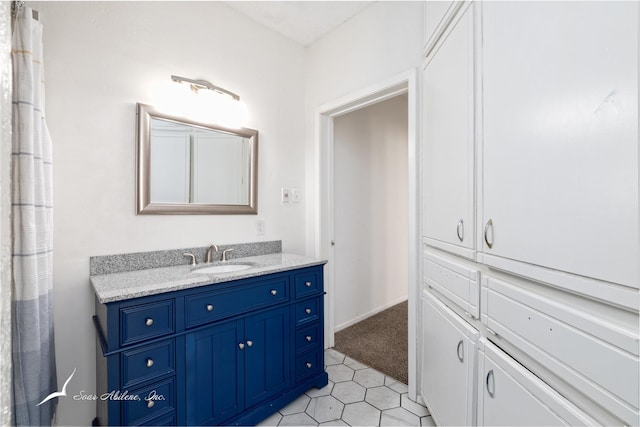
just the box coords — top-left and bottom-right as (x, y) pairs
(193, 264), (253, 274)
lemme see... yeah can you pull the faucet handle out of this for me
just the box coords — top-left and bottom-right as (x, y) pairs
(222, 249), (234, 262)
(183, 253), (196, 266)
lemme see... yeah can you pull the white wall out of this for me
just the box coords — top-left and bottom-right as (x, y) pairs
(304, 1), (424, 256)
(333, 94), (409, 330)
(27, 2), (306, 425)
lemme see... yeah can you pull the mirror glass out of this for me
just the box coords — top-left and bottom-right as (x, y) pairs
(136, 103), (258, 214)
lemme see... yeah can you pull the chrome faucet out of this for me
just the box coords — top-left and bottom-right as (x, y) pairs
(222, 248), (234, 262)
(206, 244), (219, 263)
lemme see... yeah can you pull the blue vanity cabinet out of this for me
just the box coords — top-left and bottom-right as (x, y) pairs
(93, 264), (327, 426)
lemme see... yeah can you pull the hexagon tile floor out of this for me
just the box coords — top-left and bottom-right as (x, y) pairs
(257, 349), (435, 426)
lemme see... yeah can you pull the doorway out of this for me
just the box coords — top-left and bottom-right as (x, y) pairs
(316, 70), (419, 399)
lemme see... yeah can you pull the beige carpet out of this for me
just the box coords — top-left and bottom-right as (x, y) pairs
(334, 301), (408, 384)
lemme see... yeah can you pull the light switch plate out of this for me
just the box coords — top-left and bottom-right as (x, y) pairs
(291, 188), (301, 203)
(281, 188), (291, 203)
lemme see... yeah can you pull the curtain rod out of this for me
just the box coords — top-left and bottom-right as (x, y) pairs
(11, 1), (39, 21)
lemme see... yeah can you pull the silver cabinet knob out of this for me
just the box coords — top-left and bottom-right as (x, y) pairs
(238, 343), (245, 350)
(146, 358), (154, 368)
(247, 340), (253, 347)
(456, 340), (464, 363)
(206, 304), (214, 312)
(147, 400), (155, 409)
(270, 290), (277, 296)
(306, 335), (312, 342)
(305, 281), (312, 287)
(305, 308), (312, 314)
(145, 318), (153, 327)
(306, 362), (312, 369)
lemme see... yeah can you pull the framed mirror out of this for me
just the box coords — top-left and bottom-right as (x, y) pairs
(136, 103), (258, 214)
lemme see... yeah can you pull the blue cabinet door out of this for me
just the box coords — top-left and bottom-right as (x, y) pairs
(186, 320), (244, 426)
(244, 306), (291, 409)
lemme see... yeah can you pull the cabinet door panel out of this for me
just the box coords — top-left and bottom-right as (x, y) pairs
(244, 307), (291, 408)
(186, 321), (243, 426)
(423, 4), (475, 256)
(481, 1), (639, 287)
(479, 339), (597, 426)
(421, 291), (478, 426)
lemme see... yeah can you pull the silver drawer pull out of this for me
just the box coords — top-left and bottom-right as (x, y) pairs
(206, 304), (214, 312)
(306, 335), (312, 342)
(457, 219), (464, 242)
(146, 358), (154, 368)
(147, 400), (155, 409)
(145, 318), (153, 327)
(456, 340), (464, 363)
(306, 362), (312, 369)
(270, 290), (277, 296)
(486, 369), (495, 398)
(484, 218), (494, 249)
(238, 343), (245, 350)
(305, 308), (312, 314)
(305, 281), (312, 287)
(247, 340), (253, 347)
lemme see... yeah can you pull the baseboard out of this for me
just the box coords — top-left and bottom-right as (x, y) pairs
(334, 296), (408, 332)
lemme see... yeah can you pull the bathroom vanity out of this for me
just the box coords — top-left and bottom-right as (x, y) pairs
(91, 244), (327, 426)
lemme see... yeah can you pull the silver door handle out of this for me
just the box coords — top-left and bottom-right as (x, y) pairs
(305, 281), (312, 287)
(238, 343), (245, 350)
(145, 318), (154, 327)
(456, 340), (464, 363)
(305, 308), (312, 314)
(306, 335), (312, 342)
(206, 304), (214, 312)
(246, 340), (253, 347)
(146, 358), (154, 368)
(486, 369), (495, 398)
(456, 219), (464, 242)
(306, 362), (312, 368)
(270, 290), (277, 295)
(484, 219), (494, 249)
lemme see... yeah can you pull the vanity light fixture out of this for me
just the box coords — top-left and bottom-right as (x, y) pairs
(156, 75), (249, 128)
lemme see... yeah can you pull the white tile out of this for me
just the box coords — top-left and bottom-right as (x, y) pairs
(279, 394), (311, 415)
(365, 386), (401, 410)
(306, 381), (335, 398)
(421, 415), (436, 426)
(401, 394), (429, 417)
(306, 395), (345, 423)
(344, 356), (368, 370)
(256, 411), (282, 426)
(353, 368), (385, 388)
(326, 364), (355, 383)
(331, 381), (366, 404)
(279, 412), (319, 426)
(384, 376), (408, 394)
(341, 401), (381, 427)
(325, 349), (346, 365)
(319, 420), (349, 427)
(380, 407), (421, 426)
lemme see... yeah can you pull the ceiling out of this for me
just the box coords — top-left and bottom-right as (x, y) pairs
(225, 1), (375, 46)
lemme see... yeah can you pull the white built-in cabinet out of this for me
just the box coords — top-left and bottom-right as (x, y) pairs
(423, 2), (475, 259)
(420, 1), (639, 426)
(479, 1), (639, 290)
(421, 291), (478, 426)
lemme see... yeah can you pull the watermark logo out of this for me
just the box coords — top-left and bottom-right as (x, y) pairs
(37, 368), (76, 406)
(37, 367), (165, 405)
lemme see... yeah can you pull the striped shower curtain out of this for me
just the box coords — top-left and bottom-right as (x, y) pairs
(11, 5), (57, 426)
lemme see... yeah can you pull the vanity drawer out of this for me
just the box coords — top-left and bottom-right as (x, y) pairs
(185, 277), (289, 328)
(296, 349), (322, 382)
(120, 300), (175, 346)
(122, 377), (175, 426)
(294, 270), (321, 299)
(296, 322), (321, 354)
(295, 298), (320, 325)
(121, 339), (175, 388)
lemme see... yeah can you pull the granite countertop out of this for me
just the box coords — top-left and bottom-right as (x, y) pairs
(91, 252), (327, 304)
